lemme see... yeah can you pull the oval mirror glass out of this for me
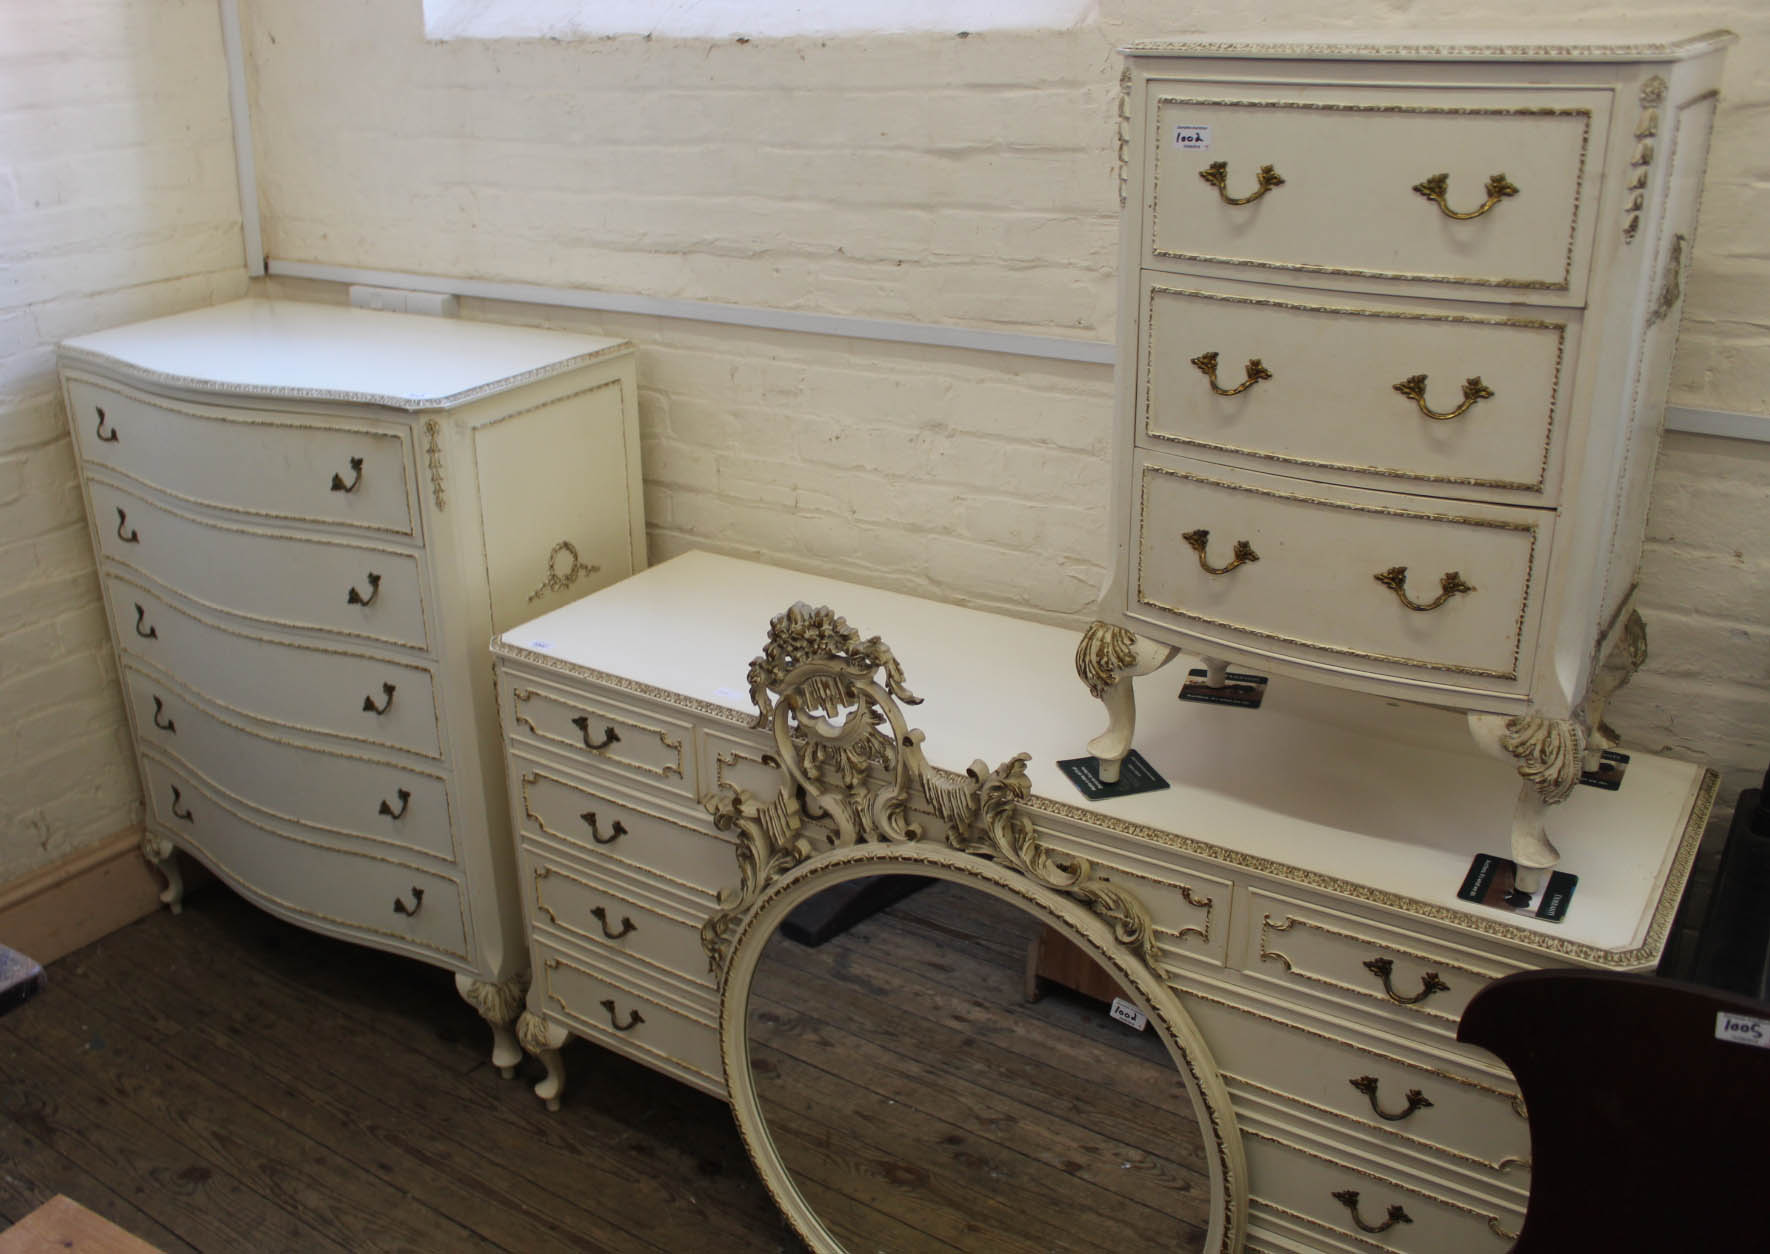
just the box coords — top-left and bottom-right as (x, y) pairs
(740, 870), (1217, 1251)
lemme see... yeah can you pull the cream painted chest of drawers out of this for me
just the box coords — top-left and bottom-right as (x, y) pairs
(1088, 34), (1731, 888)
(60, 298), (645, 1067)
(492, 551), (1713, 1253)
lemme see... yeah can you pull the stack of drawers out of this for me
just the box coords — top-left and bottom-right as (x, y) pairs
(61, 298), (645, 1063)
(491, 551), (1714, 1252)
(1107, 35), (1731, 722)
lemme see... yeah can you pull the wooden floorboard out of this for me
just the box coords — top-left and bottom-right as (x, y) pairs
(4, 875), (1214, 1252)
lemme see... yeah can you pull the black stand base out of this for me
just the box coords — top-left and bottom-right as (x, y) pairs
(1057, 750), (1169, 801)
(779, 874), (935, 947)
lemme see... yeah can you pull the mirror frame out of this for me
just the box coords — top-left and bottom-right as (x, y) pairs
(718, 840), (1248, 1253)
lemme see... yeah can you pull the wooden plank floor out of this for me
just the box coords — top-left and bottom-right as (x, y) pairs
(1, 878), (1211, 1252)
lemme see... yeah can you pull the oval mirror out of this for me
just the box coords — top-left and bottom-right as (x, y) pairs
(720, 844), (1245, 1252)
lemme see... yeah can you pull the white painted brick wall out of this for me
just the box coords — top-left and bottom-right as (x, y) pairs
(249, 0), (1770, 832)
(0, 0), (247, 884)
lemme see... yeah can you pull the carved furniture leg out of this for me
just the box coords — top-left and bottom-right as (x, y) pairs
(518, 1011), (570, 1111)
(1199, 655), (1231, 689)
(140, 829), (183, 914)
(1075, 621), (1181, 783)
(455, 971), (529, 1078)
(1468, 713), (1587, 894)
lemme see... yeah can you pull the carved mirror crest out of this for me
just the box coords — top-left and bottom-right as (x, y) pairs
(703, 603), (1247, 1252)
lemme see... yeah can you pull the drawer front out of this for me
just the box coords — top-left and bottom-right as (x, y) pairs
(141, 754), (469, 963)
(506, 681), (695, 799)
(515, 768), (736, 899)
(111, 576), (442, 759)
(534, 940), (724, 1090)
(1032, 816), (1231, 967)
(1145, 86), (1605, 296)
(524, 845), (716, 989)
(1139, 277), (1573, 498)
(1179, 986), (1529, 1180)
(123, 665), (456, 864)
(700, 725), (793, 810)
(65, 378), (417, 536)
(1245, 1127), (1522, 1254)
(90, 479), (429, 651)
(1241, 890), (1526, 1044)
(1132, 454), (1549, 688)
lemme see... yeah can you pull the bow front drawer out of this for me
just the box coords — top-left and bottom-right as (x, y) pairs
(1131, 453), (1551, 696)
(515, 768), (734, 899)
(1144, 85), (1606, 299)
(65, 377), (417, 537)
(1138, 276), (1575, 500)
(89, 479), (429, 651)
(505, 679), (696, 798)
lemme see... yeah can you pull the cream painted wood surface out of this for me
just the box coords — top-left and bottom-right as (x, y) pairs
(60, 298), (645, 1067)
(491, 549), (1714, 1251)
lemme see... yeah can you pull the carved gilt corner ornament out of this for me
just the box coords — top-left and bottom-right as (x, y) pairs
(423, 418), (446, 510)
(1624, 76), (1667, 243)
(699, 603), (1164, 982)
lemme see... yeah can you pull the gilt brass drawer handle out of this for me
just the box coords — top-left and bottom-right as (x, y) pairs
(1374, 567), (1475, 613)
(1363, 956), (1450, 1005)
(133, 603), (157, 639)
(600, 999), (644, 1031)
(1331, 1190), (1413, 1235)
(591, 906), (637, 940)
(1350, 1076), (1433, 1121)
(346, 572), (381, 607)
(1393, 374), (1494, 422)
(571, 716), (621, 751)
(362, 682), (396, 715)
(151, 696), (176, 734)
(1413, 171), (1518, 220)
(95, 407), (119, 443)
(579, 811), (628, 845)
(393, 887), (424, 917)
(1182, 528), (1259, 576)
(169, 785), (193, 823)
(1191, 351), (1273, 397)
(115, 508), (139, 544)
(330, 456), (364, 493)
(378, 788), (411, 820)
(1199, 160), (1285, 205)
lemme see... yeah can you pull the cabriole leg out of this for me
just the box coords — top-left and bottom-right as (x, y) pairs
(519, 1011), (570, 1111)
(140, 829), (183, 914)
(1075, 621), (1180, 783)
(456, 971), (529, 1077)
(1468, 713), (1587, 894)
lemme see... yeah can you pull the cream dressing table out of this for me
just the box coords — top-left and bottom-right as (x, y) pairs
(1086, 33), (1732, 892)
(492, 550), (1713, 1253)
(60, 298), (645, 1068)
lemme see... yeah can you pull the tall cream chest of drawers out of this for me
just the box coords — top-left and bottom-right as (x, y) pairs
(491, 551), (1715, 1253)
(1089, 35), (1732, 884)
(59, 298), (645, 1067)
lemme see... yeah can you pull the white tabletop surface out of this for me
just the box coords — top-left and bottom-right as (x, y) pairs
(499, 551), (1711, 959)
(59, 299), (627, 409)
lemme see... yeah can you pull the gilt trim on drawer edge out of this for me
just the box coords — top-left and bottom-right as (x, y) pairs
(1142, 284), (1568, 493)
(1125, 34), (1734, 58)
(510, 688), (686, 779)
(1245, 1128), (1520, 1247)
(1147, 98), (1593, 293)
(96, 486), (433, 652)
(495, 643), (755, 727)
(542, 954), (720, 1032)
(1028, 766), (1716, 969)
(532, 862), (709, 934)
(1135, 463), (1539, 679)
(519, 771), (724, 900)
(63, 375), (419, 538)
(58, 340), (632, 412)
(1051, 850), (1215, 946)
(1231, 1073), (1528, 1176)
(111, 575), (446, 760)
(142, 708), (460, 865)
(1622, 76), (1667, 243)
(145, 754), (471, 963)
(1258, 913), (1492, 1023)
